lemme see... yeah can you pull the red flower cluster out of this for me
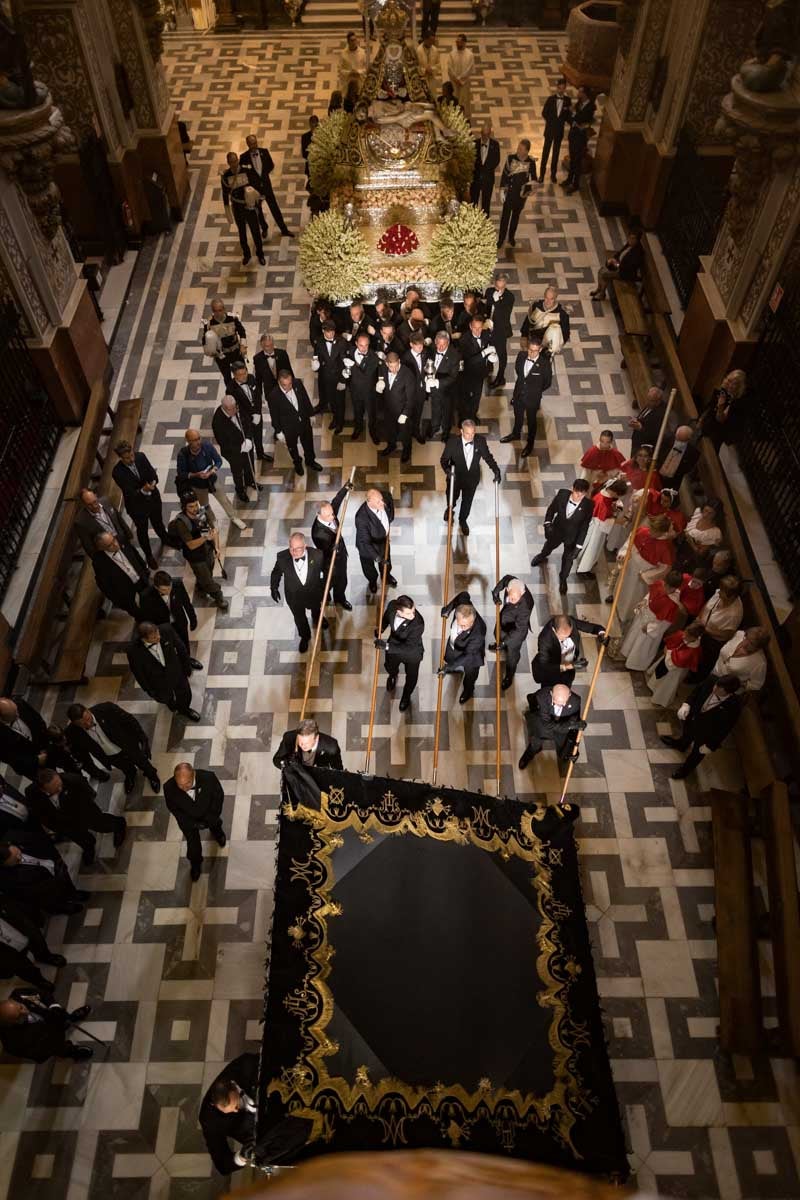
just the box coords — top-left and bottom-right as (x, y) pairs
(377, 223), (419, 257)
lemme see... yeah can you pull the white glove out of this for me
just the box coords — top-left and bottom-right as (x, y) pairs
(424, 337), (432, 346)
(485, 319), (494, 331)
(343, 357), (355, 368)
(481, 347), (492, 358)
(342, 369), (351, 380)
(233, 1151), (250, 1167)
(398, 414), (407, 425)
(500, 189), (507, 203)
(252, 414), (261, 425)
(677, 703), (689, 721)
(343, 332), (352, 341)
(336, 381), (346, 391)
(241, 438), (253, 453)
(425, 378), (439, 391)
(276, 431), (285, 442)
(458, 360), (464, 371)
(367, 325), (375, 335)
(452, 331), (461, 340)
(699, 744), (711, 755)
(376, 379), (386, 393)
(311, 356), (320, 371)
(376, 351), (386, 361)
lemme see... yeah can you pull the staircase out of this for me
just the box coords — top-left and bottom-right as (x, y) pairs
(301, 0), (475, 28)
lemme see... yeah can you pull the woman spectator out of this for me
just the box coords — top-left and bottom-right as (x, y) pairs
(646, 621), (704, 708)
(576, 478), (628, 576)
(580, 430), (625, 490)
(521, 287), (570, 356)
(646, 487), (686, 534)
(694, 574), (744, 678)
(699, 369), (747, 451)
(621, 568), (685, 671)
(615, 514), (676, 622)
(621, 445), (661, 492)
(682, 500), (723, 565)
(713, 626), (769, 693)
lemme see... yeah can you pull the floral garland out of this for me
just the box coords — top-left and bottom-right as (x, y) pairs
(307, 111), (357, 199)
(428, 203), (497, 292)
(437, 101), (476, 199)
(377, 223), (419, 257)
(298, 209), (370, 303)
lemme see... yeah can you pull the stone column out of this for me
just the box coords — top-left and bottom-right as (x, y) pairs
(0, 90), (109, 421)
(679, 72), (800, 394)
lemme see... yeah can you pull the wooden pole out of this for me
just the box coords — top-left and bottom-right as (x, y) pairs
(494, 478), (502, 794)
(299, 467), (357, 722)
(363, 490), (393, 773)
(432, 469), (456, 786)
(557, 388), (677, 805)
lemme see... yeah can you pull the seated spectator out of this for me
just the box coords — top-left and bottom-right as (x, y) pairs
(0, 834), (88, 918)
(657, 425), (700, 487)
(0, 696), (49, 779)
(589, 227), (644, 301)
(682, 500), (723, 564)
(521, 287), (570, 356)
(0, 988), (93, 1062)
(25, 769), (126, 863)
(65, 703), (161, 794)
(91, 532), (149, 619)
(694, 575), (744, 678)
(0, 777), (45, 839)
(0, 896), (65, 990)
(713, 626), (769, 693)
(646, 487), (686, 534)
(629, 386), (670, 453)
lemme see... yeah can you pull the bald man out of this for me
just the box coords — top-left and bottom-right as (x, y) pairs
(211, 394), (258, 503)
(0, 696), (49, 778)
(311, 484), (354, 610)
(175, 429), (244, 529)
(519, 683), (586, 769)
(489, 575), (534, 688)
(74, 487), (132, 557)
(354, 488), (396, 594)
(657, 424), (700, 487)
(163, 762), (226, 882)
(91, 531), (149, 618)
(270, 534), (326, 653)
(0, 988), (93, 1062)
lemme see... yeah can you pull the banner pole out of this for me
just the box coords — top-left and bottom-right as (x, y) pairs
(364, 487), (393, 773)
(432, 469), (456, 786)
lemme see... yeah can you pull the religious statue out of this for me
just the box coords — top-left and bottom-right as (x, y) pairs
(0, 5), (46, 109)
(740, 0), (800, 93)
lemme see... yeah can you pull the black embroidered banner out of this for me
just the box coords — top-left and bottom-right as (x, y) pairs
(257, 765), (627, 1179)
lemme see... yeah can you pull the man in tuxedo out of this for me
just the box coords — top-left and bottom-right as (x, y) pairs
(440, 419), (501, 536)
(273, 718), (343, 770)
(138, 571), (199, 658)
(127, 622), (200, 721)
(0, 987), (93, 1062)
(268, 370), (323, 477)
(376, 595), (425, 711)
(66, 702), (161, 793)
(657, 425), (700, 487)
(311, 484), (354, 611)
(454, 291), (484, 337)
(426, 330), (461, 440)
(0, 834), (88, 917)
(374, 320), (404, 362)
(489, 575), (534, 688)
(519, 684), (586, 768)
(377, 352), (415, 462)
(0, 897), (66, 990)
(212, 394), (259, 503)
(355, 488), (396, 593)
(540, 77), (572, 182)
(239, 134), (294, 238)
(402, 332), (428, 444)
(629, 385), (669, 453)
(439, 590), (487, 704)
(221, 150), (264, 266)
(341, 301), (375, 345)
(345, 332), (380, 441)
(253, 334), (292, 447)
(563, 113), (590, 194)
(428, 297), (461, 344)
(229, 361), (271, 464)
(498, 139), (537, 248)
(169, 493), (229, 612)
(0, 697), (49, 779)
(471, 121), (501, 215)
(111, 443), (176, 568)
(91, 531), (149, 617)
(661, 674), (743, 779)
(532, 612), (607, 688)
(270, 534), (326, 653)
(74, 488), (131, 557)
(590, 228), (644, 300)
(164, 762), (226, 882)
(458, 315), (496, 423)
(25, 768), (126, 860)
(395, 307), (429, 350)
(531, 479), (594, 593)
(312, 320), (347, 431)
(484, 272), (514, 386)
(501, 336), (553, 456)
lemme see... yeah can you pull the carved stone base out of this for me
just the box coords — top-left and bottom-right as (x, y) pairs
(30, 284), (110, 423)
(678, 264), (758, 400)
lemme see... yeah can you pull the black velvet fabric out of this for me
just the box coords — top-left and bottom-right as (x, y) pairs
(257, 765), (628, 1179)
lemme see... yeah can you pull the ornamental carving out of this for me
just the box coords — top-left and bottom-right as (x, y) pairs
(682, 0), (765, 146)
(0, 204), (49, 334)
(135, 0), (164, 60)
(0, 92), (76, 242)
(617, 0), (642, 57)
(108, 0), (157, 128)
(22, 11), (95, 141)
(626, 0), (670, 123)
(740, 160), (800, 328)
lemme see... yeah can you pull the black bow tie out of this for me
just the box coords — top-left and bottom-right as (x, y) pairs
(296, 556), (306, 562)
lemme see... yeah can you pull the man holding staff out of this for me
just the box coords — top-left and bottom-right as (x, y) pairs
(375, 595), (425, 712)
(489, 575), (533, 689)
(311, 484), (354, 612)
(440, 419), (501, 536)
(355, 488), (396, 594)
(438, 591), (487, 704)
(270, 533), (327, 654)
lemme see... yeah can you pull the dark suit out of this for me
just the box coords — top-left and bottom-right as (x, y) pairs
(314, 336), (347, 426)
(311, 486), (350, 605)
(564, 122), (588, 190)
(273, 729), (343, 771)
(0, 899), (55, 991)
(380, 599), (425, 703)
(25, 771), (125, 859)
(74, 498), (131, 557)
(112, 452), (172, 564)
(212, 404), (256, 498)
(0, 698), (48, 778)
(253, 347), (293, 426)
(532, 615), (604, 687)
(534, 489), (594, 586)
(471, 137), (501, 214)
(0, 988), (83, 1063)
(441, 433), (500, 527)
(91, 542), (149, 617)
(239, 145), (291, 235)
(127, 625), (194, 715)
(657, 436), (700, 488)
(395, 319), (429, 350)
(540, 93), (572, 180)
(229, 374), (267, 461)
(498, 153), (537, 245)
(598, 240), (644, 295)
(458, 329), (493, 422)
(138, 579), (196, 651)
(425, 344), (461, 436)
(379, 364), (416, 456)
(631, 401), (669, 453)
(163, 768), (225, 869)
(346, 346), (380, 438)
(402, 346), (428, 439)
(484, 285), (514, 384)
(669, 677), (743, 773)
(355, 492), (395, 589)
(492, 575), (533, 681)
(510, 350), (553, 448)
(270, 547), (325, 642)
(442, 590), (486, 698)
(66, 703), (158, 788)
(0, 832), (81, 917)
(268, 380), (318, 470)
(524, 687), (583, 761)
(0, 777), (44, 838)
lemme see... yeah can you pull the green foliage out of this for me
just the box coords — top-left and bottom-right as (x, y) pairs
(438, 102), (476, 199)
(307, 111), (357, 198)
(298, 209), (370, 303)
(428, 204), (497, 293)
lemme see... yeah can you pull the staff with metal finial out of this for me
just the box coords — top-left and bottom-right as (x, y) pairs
(364, 487), (393, 773)
(432, 468), (457, 786)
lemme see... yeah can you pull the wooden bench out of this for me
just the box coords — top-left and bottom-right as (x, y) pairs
(611, 279), (649, 336)
(49, 396), (143, 685)
(641, 239), (672, 316)
(761, 780), (800, 1055)
(619, 333), (654, 408)
(710, 788), (763, 1053)
(735, 704), (775, 799)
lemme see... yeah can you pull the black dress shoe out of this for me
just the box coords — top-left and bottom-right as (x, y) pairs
(501, 675), (513, 691)
(190, 658), (204, 671)
(214, 829), (227, 847)
(295, 462), (305, 476)
(321, 617), (329, 629)
(399, 696), (411, 712)
(508, 238), (516, 247)
(559, 580), (568, 594)
(257, 255), (266, 265)
(242, 253), (251, 266)
(386, 574), (397, 586)
(459, 690), (473, 704)
(339, 599), (353, 611)
(351, 425), (363, 440)
(520, 444), (534, 458)
(386, 675), (397, 692)
(180, 708), (201, 722)
(531, 554), (546, 566)
(66, 1045), (94, 1060)
(190, 862), (202, 882)
(671, 766), (693, 780)
(37, 951), (67, 967)
(282, 229), (296, 238)
(113, 821), (127, 848)
(124, 774), (137, 794)
(328, 418), (337, 430)
(299, 637), (310, 653)
(148, 774), (162, 793)
(459, 522), (469, 535)
(75, 890), (91, 902)
(236, 491), (249, 503)
(146, 555), (158, 570)
(71, 1005), (92, 1022)
(660, 735), (680, 748)
(307, 461), (324, 472)
(518, 747), (534, 769)
(401, 451), (411, 463)
(262, 453), (274, 463)
(499, 433), (517, 444)
(368, 581), (377, 595)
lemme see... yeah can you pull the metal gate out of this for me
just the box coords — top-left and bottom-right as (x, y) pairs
(736, 277), (800, 601)
(658, 134), (730, 308)
(0, 303), (63, 607)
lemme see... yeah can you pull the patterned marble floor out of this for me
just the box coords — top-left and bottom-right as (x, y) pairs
(1, 28), (799, 1200)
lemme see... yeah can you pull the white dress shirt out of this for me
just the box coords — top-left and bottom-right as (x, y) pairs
(371, 506), (389, 533)
(462, 439), (474, 469)
(293, 555), (308, 584)
(18, 853), (54, 875)
(86, 719), (121, 757)
(108, 548), (140, 582)
(147, 641), (166, 667)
